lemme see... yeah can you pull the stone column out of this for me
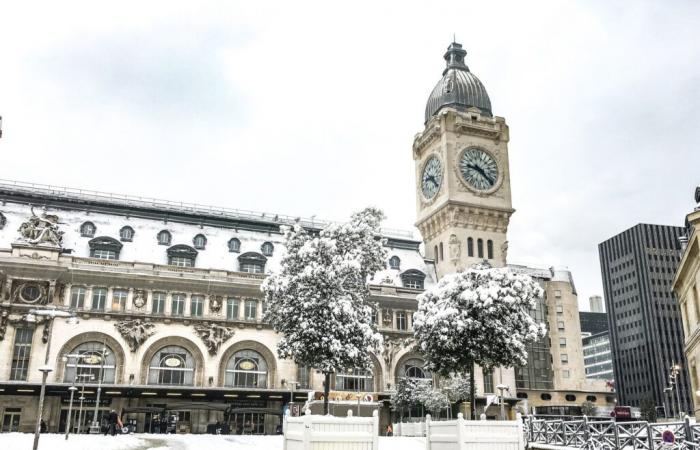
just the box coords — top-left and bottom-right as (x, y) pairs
(84, 286), (93, 311)
(145, 289), (153, 313)
(164, 291), (172, 316)
(105, 287), (113, 312)
(63, 283), (73, 307)
(126, 288), (134, 312)
(184, 294), (191, 318)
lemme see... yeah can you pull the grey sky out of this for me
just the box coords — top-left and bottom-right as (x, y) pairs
(1, 1), (698, 310)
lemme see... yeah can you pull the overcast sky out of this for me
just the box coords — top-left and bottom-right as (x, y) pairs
(1, 1), (698, 310)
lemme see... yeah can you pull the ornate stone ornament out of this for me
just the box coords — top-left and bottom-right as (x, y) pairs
(380, 275), (394, 286)
(11, 281), (48, 305)
(381, 337), (415, 368)
(209, 295), (223, 314)
(382, 309), (393, 327)
(0, 309), (9, 341)
(133, 290), (146, 309)
(448, 234), (461, 263)
(194, 322), (235, 355)
(115, 319), (155, 352)
(17, 207), (64, 247)
(0, 212), (6, 230)
(501, 241), (509, 265)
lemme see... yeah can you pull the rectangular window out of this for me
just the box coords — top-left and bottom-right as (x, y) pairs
(70, 287), (86, 309)
(483, 370), (494, 393)
(241, 263), (263, 274)
(556, 305), (564, 314)
(227, 298), (240, 320)
(92, 287), (107, 310)
(559, 338), (567, 348)
(396, 311), (407, 330)
(170, 256), (193, 267)
(554, 290), (562, 298)
(297, 365), (310, 389)
(92, 249), (117, 260)
(190, 295), (203, 317)
(404, 279), (424, 289)
(562, 369), (570, 379)
(112, 289), (128, 311)
(371, 308), (378, 325)
(10, 328), (33, 381)
(560, 354), (568, 364)
(557, 321), (565, 331)
(245, 299), (257, 321)
(171, 293), (185, 316)
(152, 292), (166, 314)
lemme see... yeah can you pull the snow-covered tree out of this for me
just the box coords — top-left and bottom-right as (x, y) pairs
(441, 373), (473, 404)
(262, 207), (387, 414)
(412, 265), (546, 419)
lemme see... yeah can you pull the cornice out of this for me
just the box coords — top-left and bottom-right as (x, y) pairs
(413, 124), (441, 157)
(416, 202), (514, 241)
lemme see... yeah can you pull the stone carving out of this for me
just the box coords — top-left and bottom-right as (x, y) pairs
(449, 234), (461, 263)
(115, 319), (155, 352)
(17, 207), (64, 246)
(42, 320), (50, 343)
(209, 295), (223, 314)
(501, 241), (509, 265)
(133, 290), (146, 309)
(11, 281), (48, 305)
(381, 337), (415, 368)
(194, 322), (235, 355)
(382, 309), (393, 327)
(380, 275), (394, 286)
(0, 309), (8, 341)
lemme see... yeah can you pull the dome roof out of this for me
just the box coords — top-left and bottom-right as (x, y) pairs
(424, 42), (492, 123)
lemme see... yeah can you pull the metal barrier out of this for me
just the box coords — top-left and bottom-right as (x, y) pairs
(525, 416), (700, 450)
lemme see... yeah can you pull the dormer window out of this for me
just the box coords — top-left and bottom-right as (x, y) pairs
(389, 256), (401, 270)
(261, 242), (274, 257)
(157, 230), (172, 246)
(80, 222), (96, 237)
(228, 238), (241, 253)
(193, 234), (207, 250)
(238, 252), (266, 274)
(88, 236), (123, 260)
(167, 245), (198, 268)
(401, 269), (426, 290)
(119, 226), (134, 242)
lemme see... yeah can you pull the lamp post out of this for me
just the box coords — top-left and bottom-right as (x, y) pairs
(670, 363), (682, 419)
(30, 308), (77, 450)
(64, 386), (78, 440)
(76, 373), (94, 434)
(62, 352), (88, 440)
(89, 344), (109, 434)
(496, 384), (509, 420)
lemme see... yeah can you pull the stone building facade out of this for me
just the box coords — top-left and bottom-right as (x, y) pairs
(674, 187), (700, 420)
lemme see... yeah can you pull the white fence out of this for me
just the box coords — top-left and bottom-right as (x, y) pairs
(392, 421), (426, 436)
(283, 408), (379, 450)
(426, 413), (525, 450)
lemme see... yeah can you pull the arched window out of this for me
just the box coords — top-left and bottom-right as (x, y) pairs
(261, 242), (274, 257)
(148, 345), (195, 386)
(64, 342), (116, 383)
(477, 239), (484, 258)
(167, 245), (198, 267)
(467, 237), (474, 257)
(389, 256), (401, 270)
(80, 222), (96, 237)
(225, 350), (268, 388)
(540, 393), (552, 401)
(439, 242), (444, 261)
(238, 252), (266, 274)
(335, 368), (373, 391)
(193, 234), (207, 250)
(119, 226), (134, 242)
(88, 236), (123, 260)
(157, 230), (172, 246)
(228, 238), (241, 253)
(398, 358), (431, 380)
(401, 269), (426, 290)
(565, 394), (577, 402)
(487, 240), (494, 259)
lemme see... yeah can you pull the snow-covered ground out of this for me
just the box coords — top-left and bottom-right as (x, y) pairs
(0, 433), (426, 450)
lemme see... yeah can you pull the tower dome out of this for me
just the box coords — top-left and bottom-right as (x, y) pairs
(424, 42), (492, 123)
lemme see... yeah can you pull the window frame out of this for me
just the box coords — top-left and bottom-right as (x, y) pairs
(119, 226), (134, 242)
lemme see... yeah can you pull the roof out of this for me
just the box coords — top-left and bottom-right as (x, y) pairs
(424, 42), (492, 123)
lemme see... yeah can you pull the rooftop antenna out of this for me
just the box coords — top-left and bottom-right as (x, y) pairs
(453, 33), (456, 43)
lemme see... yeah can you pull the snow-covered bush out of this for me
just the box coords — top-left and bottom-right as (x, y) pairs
(412, 265), (546, 418)
(262, 207), (387, 414)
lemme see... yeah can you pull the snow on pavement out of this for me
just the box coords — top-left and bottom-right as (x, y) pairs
(0, 433), (426, 450)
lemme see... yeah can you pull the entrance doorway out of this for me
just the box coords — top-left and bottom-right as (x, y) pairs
(229, 412), (265, 434)
(1, 408), (21, 432)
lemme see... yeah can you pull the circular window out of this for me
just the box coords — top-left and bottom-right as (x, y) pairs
(586, 395), (597, 402)
(20, 284), (42, 303)
(565, 394), (577, 402)
(540, 393), (552, 401)
(516, 392), (528, 399)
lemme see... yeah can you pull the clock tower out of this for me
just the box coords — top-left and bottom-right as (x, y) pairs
(414, 42), (514, 278)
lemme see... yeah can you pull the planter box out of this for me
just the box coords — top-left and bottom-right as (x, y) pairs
(426, 413), (524, 450)
(284, 408), (379, 450)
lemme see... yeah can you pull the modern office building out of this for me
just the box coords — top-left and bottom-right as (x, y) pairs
(589, 296), (604, 313)
(582, 332), (613, 382)
(673, 186), (700, 420)
(580, 311), (608, 339)
(599, 223), (691, 416)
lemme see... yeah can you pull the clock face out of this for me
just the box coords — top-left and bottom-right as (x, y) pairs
(421, 156), (443, 200)
(459, 148), (499, 191)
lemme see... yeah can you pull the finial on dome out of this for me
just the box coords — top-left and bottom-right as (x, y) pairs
(443, 42), (469, 75)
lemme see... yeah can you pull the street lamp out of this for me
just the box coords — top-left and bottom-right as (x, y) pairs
(670, 363), (683, 419)
(496, 384), (509, 420)
(30, 308), (77, 450)
(64, 386), (78, 440)
(76, 373), (95, 435)
(89, 344), (109, 434)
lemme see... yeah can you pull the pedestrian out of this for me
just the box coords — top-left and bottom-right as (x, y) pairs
(105, 409), (118, 436)
(386, 424), (393, 436)
(40, 419), (47, 433)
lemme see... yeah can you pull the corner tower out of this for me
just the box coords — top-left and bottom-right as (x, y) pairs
(414, 42), (514, 277)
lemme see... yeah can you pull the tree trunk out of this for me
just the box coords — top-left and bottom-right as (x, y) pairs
(323, 372), (331, 415)
(469, 361), (476, 420)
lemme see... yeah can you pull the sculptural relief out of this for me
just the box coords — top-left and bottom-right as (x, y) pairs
(115, 319), (155, 352)
(17, 207), (64, 247)
(449, 234), (461, 263)
(209, 295), (223, 314)
(133, 290), (146, 309)
(194, 322), (235, 355)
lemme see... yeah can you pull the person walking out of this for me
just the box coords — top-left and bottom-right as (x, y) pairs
(105, 410), (118, 436)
